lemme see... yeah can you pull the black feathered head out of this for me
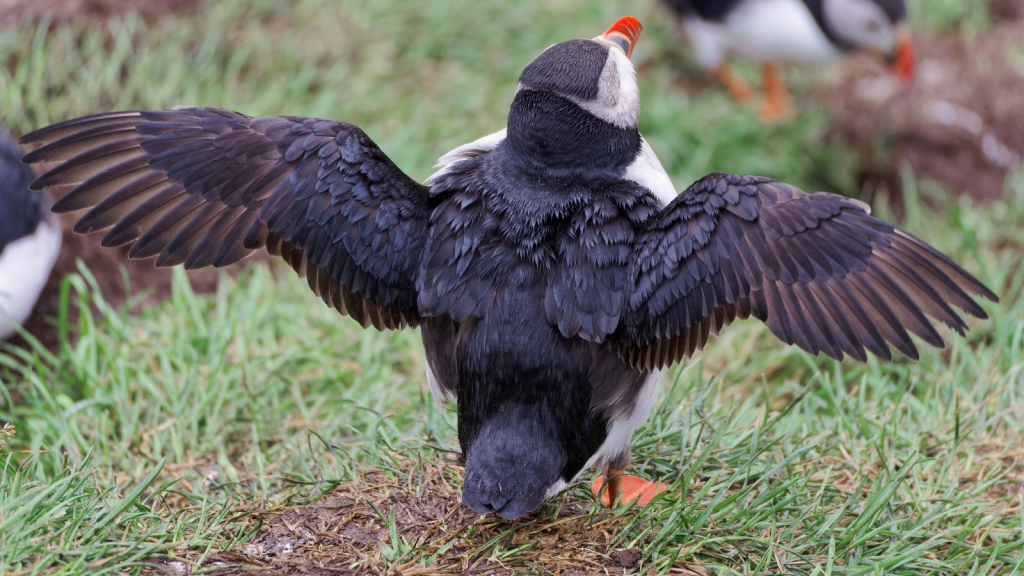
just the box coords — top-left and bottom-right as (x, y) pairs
(516, 16), (643, 130)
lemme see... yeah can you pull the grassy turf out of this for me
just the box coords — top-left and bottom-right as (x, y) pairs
(1, 0), (1022, 574)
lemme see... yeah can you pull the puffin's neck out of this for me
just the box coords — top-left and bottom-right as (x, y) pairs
(505, 89), (642, 178)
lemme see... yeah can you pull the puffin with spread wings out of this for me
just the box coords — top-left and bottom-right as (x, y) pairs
(21, 16), (995, 521)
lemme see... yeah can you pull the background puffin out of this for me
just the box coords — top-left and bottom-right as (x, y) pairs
(0, 123), (61, 341)
(664, 0), (915, 118)
(21, 15), (993, 521)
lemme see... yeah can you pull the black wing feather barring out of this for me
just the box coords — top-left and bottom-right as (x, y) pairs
(616, 173), (997, 371)
(22, 108), (431, 330)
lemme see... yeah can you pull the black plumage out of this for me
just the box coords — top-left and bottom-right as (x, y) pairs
(21, 25), (994, 521)
(663, 0), (741, 21)
(0, 126), (42, 253)
(616, 173), (995, 371)
(25, 109), (428, 330)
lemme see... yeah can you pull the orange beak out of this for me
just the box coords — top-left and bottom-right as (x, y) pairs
(890, 25), (914, 85)
(597, 16), (643, 59)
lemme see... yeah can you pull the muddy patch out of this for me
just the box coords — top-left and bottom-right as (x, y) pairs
(144, 457), (697, 576)
(990, 0), (1024, 21)
(13, 181), (258, 349)
(817, 17), (1024, 201)
(0, 0), (200, 25)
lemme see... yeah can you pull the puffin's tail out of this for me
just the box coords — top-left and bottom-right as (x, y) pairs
(461, 408), (566, 521)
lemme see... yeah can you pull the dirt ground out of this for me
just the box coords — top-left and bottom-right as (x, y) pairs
(0, 0), (200, 25)
(15, 195), (225, 348)
(144, 455), (694, 576)
(5, 168), (235, 349)
(817, 3), (1024, 202)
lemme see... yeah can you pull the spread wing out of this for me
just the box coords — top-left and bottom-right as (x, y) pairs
(21, 108), (431, 330)
(616, 173), (998, 371)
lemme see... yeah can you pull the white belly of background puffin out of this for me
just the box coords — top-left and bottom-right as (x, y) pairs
(0, 212), (61, 340)
(685, 0), (841, 66)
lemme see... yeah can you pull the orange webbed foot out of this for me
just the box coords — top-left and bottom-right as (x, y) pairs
(713, 63), (754, 102)
(758, 95), (793, 122)
(758, 62), (793, 122)
(590, 472), (667, 507)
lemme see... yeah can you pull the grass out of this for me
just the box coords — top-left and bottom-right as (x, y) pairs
(0, 0), (1022, 574)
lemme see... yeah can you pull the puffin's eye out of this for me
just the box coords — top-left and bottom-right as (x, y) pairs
(865, 19), (881, 33)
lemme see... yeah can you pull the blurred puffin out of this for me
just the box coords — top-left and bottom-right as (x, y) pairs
(664, 0), (915, 118)
(0, 123), (60, 341)
(22, 16), (994, 520)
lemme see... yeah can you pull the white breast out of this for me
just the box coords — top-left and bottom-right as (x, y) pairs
(625, 138), (677, 206)
(545, 368), (662, 498)
(433, 131), (676, 207)
(0, 212), (62, 340)
(428, 128), (507, 183)
(586, 369), (661, 471)
(425, 361), (454, 406)
(682, 0), (842, 68)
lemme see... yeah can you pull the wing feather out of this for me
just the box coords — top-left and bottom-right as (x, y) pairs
(616, 173), (997, 371)
(22, 108), (431, 330)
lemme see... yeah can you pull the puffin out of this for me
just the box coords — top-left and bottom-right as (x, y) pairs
(664, 0), (915, 118)
(0, 123), (61, 341)
(21, 16), (995, 521)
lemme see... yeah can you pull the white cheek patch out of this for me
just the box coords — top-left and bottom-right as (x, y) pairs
(824, 0), (897, 52)
(567, 49), (640, 130)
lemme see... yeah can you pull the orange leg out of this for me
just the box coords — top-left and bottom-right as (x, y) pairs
(590, 468), (667, 508)
(607, 468), (625, 504)
(712, 63), (754, 102)
(759, 63), (793, 121)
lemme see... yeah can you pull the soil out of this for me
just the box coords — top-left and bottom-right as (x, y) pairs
(990, 0), (1024, 21)
(815, 4), (1024, 202)
(0, 0), (200, 25)
(13, 182), (246, 349)
(142, 456), (696, 576)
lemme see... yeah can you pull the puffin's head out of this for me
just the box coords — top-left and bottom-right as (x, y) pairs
(821, 0), (914, 83)
(515, 16), (643, 130)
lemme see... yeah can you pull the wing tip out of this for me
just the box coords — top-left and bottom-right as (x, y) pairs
(20, 111), (146, 145)
(21, 148), (47, 165)
(50, 191), (79, 212)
